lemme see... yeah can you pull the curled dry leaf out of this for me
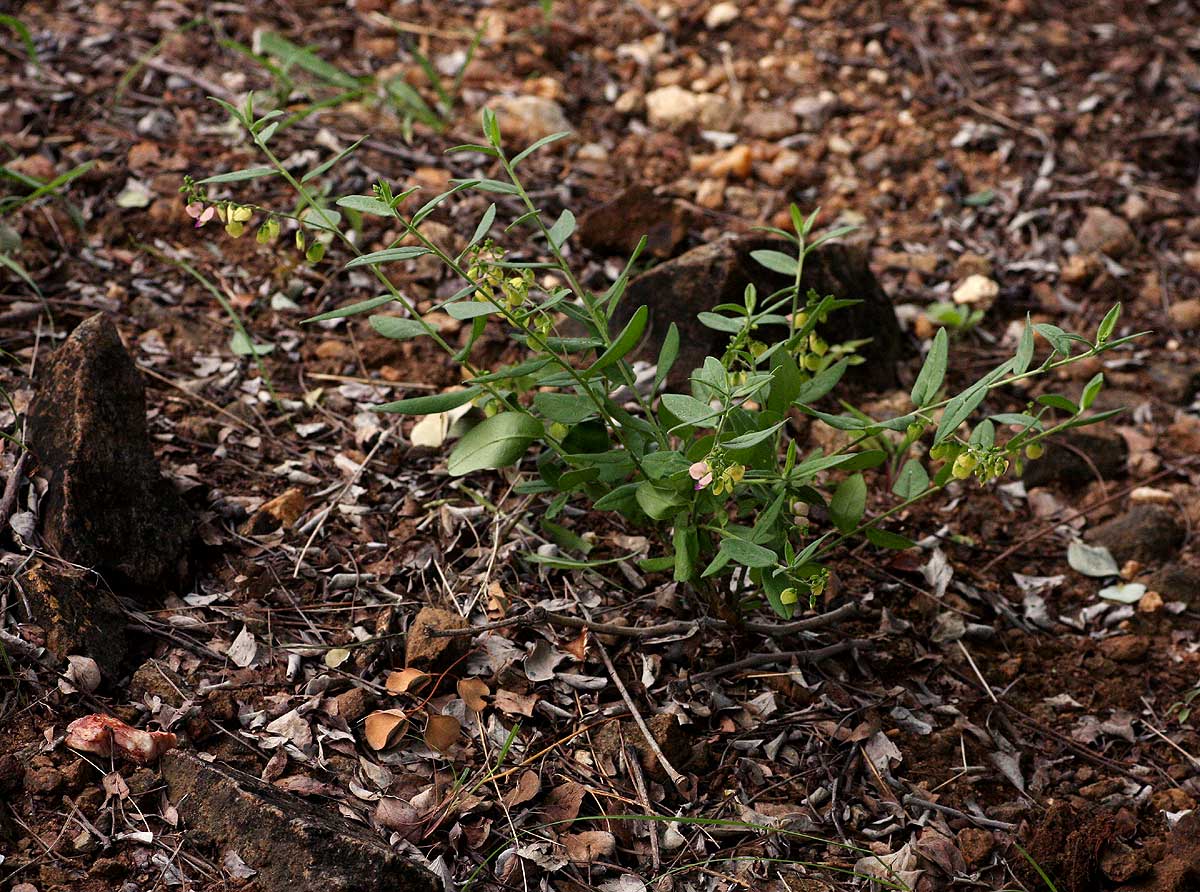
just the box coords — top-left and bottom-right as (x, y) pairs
(64, 714), (177, 765)
(503, 769), (541, 808)
(61, 655), (102, 693)
(324, 647), (351, 669)
(364, 709), (409, 751)
(374, 797), (423, 842)
(386, 667), (431, 695)
(423, 713), (461, 754)
(564, 830), (617, 862)
(457, 677), (490, 711)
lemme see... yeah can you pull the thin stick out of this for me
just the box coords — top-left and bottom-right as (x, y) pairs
(902, 795), (1016, 831)
(957, 640), (997, 703)
(0, 451), (28, 532)
(686, 639), (865, 683)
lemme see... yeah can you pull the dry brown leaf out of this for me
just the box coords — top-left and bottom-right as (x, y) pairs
(542, 780), (586, 824)
(485, 581), (508, 620)
(562, 630), (589, 663)
(386, 668), (431, 695)
(424, 713), (461, 754)
(564, 830), (617, 862)
(63, 714), (177, 765)
(102, 771), (129, 801)
(457, 677), (490, 711)
(364, 709), (408, 750)
(503, 769), (541, 808)
(494, 689), (538, 717)
(374, 797), (422, 842)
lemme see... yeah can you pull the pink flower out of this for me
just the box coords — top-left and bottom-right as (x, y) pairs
(186, 202), (215, 228)
(689, 460), (713, 490)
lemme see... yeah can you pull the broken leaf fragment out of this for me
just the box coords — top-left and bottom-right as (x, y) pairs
(364, 709), (409, 750)
(1068, 540), (1119, 578)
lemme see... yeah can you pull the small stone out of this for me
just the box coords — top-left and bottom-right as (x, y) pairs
(1076, 206), (1137, 258)
(791, 91), (839, 130)
(404, 607), (468, 670)
(1086, 504), (1184, 565)
(1061, 252), (1101, 285)
(957, 827), (994, 866)
(1144, 563), (1200, 604)
(1168, 298), (1200, 331)
(1137, 590), (1163, 613)
(1130, 486), (1174, 505)
(1120, 193), (1150, 222)
(1151, 788), (1195, 812)
(487, 95), (571, 146)
(827, 135), (854, 155)
(695, 177), (725, 209)
(703, 1), (739, 29)
(1184, 250), (1200, 273)
(613, 87), (643, 115)
(1099, 634), (1150, 663)
(743, 107), (797, 140)
(333, 687), (376, 723)
(24, 760), (63, 794)
(708, 144), (752, 179)
(645, 86), (734, 132)
(952, 274), (999, 307)
(954, 253), (993, 279)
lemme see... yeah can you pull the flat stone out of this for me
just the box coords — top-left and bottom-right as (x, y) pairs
(487, 95), (571, 147)
(20, 563), (127, 680)
(645, 86), (735, 132)
(615, 234), (906, 391)
(1086, 504), (1183, 565)
(404, 606), (468, 670)
(578, 184), (693, 259)
(743, 107), (798, 140)
(1020, 431), (1127, 489)
(28, 314), (191, 590)
(162, 751), (438, 892)
(1144, 562), (1200, 603)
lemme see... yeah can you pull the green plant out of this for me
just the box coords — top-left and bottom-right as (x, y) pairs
(187, 100), (1142, 620)
(219, 24), (482, 141)
(926, 299), (985, 333)
(0, 158), (92, 300)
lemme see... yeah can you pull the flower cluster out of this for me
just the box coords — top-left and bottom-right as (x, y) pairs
(689, 456), (745, 495)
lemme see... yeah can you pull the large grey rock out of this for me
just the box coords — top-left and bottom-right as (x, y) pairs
(616, 235), (906, 391)
(28, 314), (191, 590)
(162, 751), (439, 892)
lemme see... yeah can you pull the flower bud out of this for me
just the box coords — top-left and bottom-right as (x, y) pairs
(1025, 443), (1044, 460)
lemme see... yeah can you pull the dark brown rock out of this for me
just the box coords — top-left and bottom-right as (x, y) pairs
(161, 751), (438, 892)
(28, 313), (191, 590)
(1145, 563), (1200, 603)
(957, 827), (994, 866)
(21, 563), (127, 679)
(616, 235), (906, 391)
(1085, 504), (1183, 565)
(404, 607), (468, 670)
(1099, 634), (1151, 663)
(578, 184), (693, 259)
(1021, 431), (1127, 489)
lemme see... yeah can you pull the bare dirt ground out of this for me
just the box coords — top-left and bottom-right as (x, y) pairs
(3, 1), (1200, 890)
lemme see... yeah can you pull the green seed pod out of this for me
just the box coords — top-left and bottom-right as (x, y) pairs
(1025, 443), (1044, 460)
(952, 453), (977, 480)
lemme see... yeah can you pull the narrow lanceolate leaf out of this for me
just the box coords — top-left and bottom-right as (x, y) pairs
(303, 294), (396, 324)
(721, 421), (786, 451)
(935, 383), (986, 443)
(892, 459), (929, 501)
(344, 246), (431, 268)
(447, 412), (542, 475)
(547, 209), (576, 249)
(830, 473), (867, 533)
(660, 393), (719, 428)
(196, 166), (277, 184)
(1096, 303), (1121, 345)
(1080, 372), (1104, 410)
(717, 536), (777, 569)
(335, 195), (394, 216)
(749, 249), (799, 276)
(467, 203), (497, 248)
(373, 386), (481, 415)
(910, 327), (948, 407)
(301, 136), (366, 183)
(587, 305), (647, 376)
(369, 315), (436, 340)
(654, 323), (680, 392)
(510, 131), (572, 166)
(1013, 316), (1035, 374)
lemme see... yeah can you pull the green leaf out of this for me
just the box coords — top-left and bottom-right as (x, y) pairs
(635, 481), (685, 520)
(547, 209), (576, 249)
(1080, 372), (1104, 410)
(532, 392), (596, 424)
(373, 386), (481, 415)
(301, 136), (365, 183)
(970, 418), (995, 449)
(344, 246), (431, 268)
(642, 450), (689, 480)
(696, 311), (744, 334)
(335, 195), (394, 216)
(654, 323), (680, 392)
(468, 203), (496, 248)
(660, 393), (718, 428)
(892, 459), (929, 500)
(369, 315), (435, 340)
(990, 412), (1042, 430)
(673, 521), (698, 583)
(935, 383), (986, 443)
(830, 473), (866, 533)
(750, 249), (799, 276)
(510, 131), (573, 166)
(587, 305), (647, 376)
(721, 421), (786, 451)
(1035, 322), (1072, 357)
(866, 528), (917, 550)
(303, 294), (396, 323)
(230, 331), (274, 356)
(911, 327), (948, 407)
(1096, 303), (1121, 345)
(717, 536), (777, 569)
(1013, 315), (1035, 375)
(444, 301), (500, 320)
(793, 358), (849, 405)
(1037, 393), (1079, 414)
(447, 412), (543, 475)
(197, 166), (278, 184)
(257, 31), (360, 88)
